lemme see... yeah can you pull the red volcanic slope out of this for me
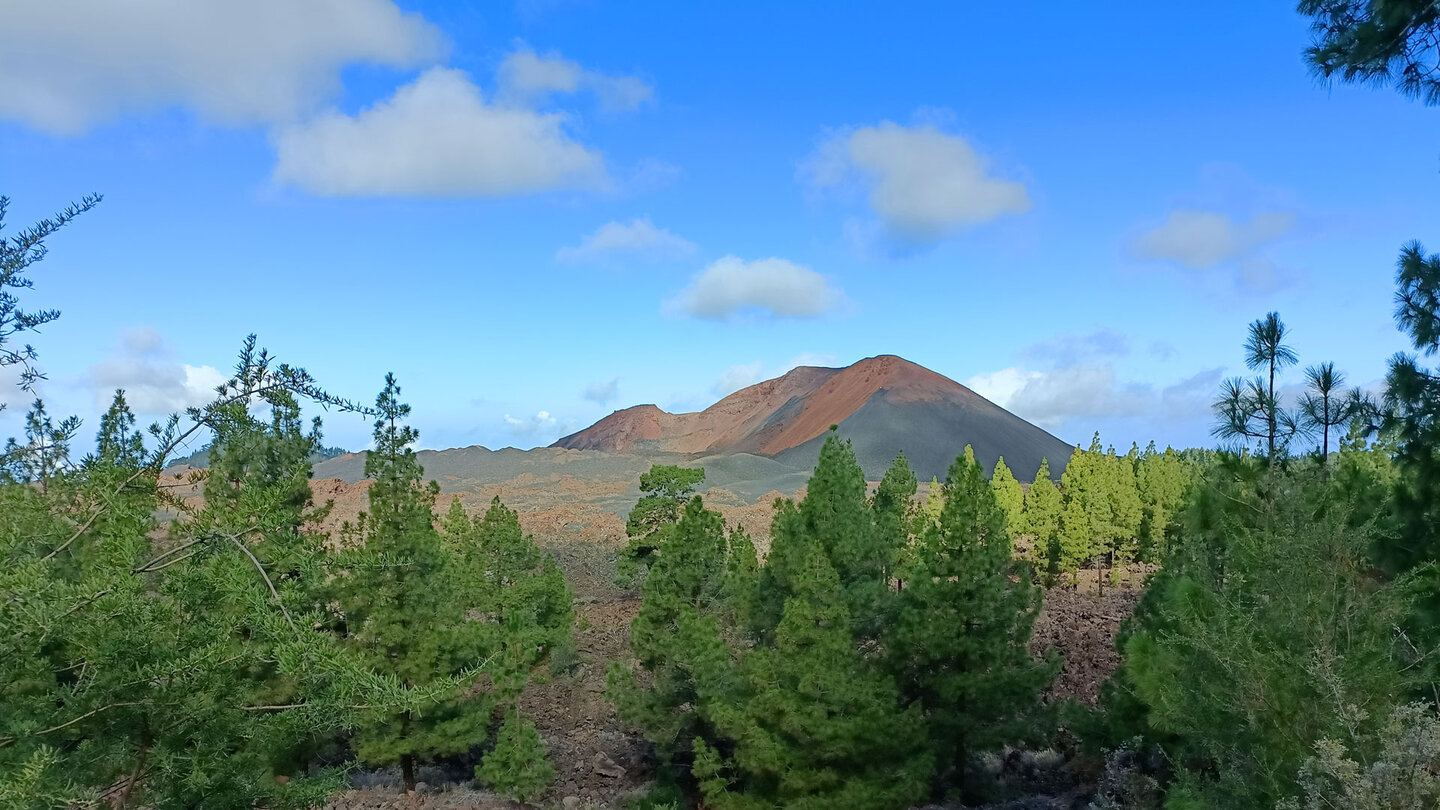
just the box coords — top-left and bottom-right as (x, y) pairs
(552, 354), (1049, 462)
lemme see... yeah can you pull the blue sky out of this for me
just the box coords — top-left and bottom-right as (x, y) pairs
(1, 1), (1435, 458)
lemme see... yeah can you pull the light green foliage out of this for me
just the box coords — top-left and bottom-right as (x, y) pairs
(618, 464), (706, 587)
(478, 709), (555, 805)
(1279, 702), (1440, 810)
(1057, 444), (1100, 583)
(921, 476), (945, 528)
(1105, 446), (1143, 567)
(1134, 444), (1190, 560)
(889, 445), (1056, 794)
(1024, 459), (1063, 585)
(990, 456), (1025, 537)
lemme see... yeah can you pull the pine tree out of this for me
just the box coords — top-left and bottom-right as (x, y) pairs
(872, 452), (919, 584)
(990, 456), (1025, 538)
(335, 375), (492, 793)
(618, 464), (706, 587)
(609, 497), (745, 758)
(922, 476), (945, 528)
(1025, 459), (1063, 586)
(888, 446), (1055, 797)
(1106, 446), (1143, 576)
(477, 708), (554, 805)
(753, 435), (898, 644)
(697, 541), (931, 810)
(1135, 447), (1190, 560)
(1, 365), (426, 810)
(1057, 444), (1100, 586)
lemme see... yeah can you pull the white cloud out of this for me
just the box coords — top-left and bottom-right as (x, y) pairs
(504, 409), (559, 437)
(498, 46), (653, 112)
(557, 218), (695, 262)
(1130, 208), (1297, 293)
(801, 121), (1032, 246)
(1131, 209), (1295, 270)
(968, 364), (1220, 435)
(272, 67), (607, 198)
(87, 328), (226, 415)
(665, 256), (846, 320)
(0, 0), (444, 135)
(583, 377), (620, 404)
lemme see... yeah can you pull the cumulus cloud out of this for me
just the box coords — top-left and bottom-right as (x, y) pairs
(87, 328), (226, 415)
(967, 364), (1221, 439)
(1129, 207), (1297, 293)
(583, 376), (620, 404)
(504, 409), (559, 437)
(1132, 209), (1295, 269)
(665, 256), (846, 320)
(801, 121), (1031, 246)
(0, 0), (444, 135)
(272, 67), (607, 197)
(557, 218), (695, 262)
(498, 45), (653, 112)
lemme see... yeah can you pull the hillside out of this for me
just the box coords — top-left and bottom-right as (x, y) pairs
(554, 354), (1071, 480)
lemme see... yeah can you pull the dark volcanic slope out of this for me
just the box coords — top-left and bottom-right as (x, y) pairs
(774, 387), (1072, 481)
(555, 355), (1072, 482)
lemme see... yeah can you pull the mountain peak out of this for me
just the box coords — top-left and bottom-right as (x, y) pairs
(552, 355), (1070, 480)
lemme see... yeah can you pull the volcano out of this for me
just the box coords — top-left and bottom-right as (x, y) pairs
(552, 355), (1071, 481)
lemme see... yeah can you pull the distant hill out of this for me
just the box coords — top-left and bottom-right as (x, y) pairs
(553, 355), (1071, 481)
(169, 444), (350, 470)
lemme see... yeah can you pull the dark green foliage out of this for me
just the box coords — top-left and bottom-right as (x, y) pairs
(618, 464), (706, 588)
(334, 375), (566, 793)
(609, 497), (744, 754)
(1385, 241), (1440, 574)
(0, 351), (444, 810)
(889, 446), (1056, 796)
(1115, 464), (1433, 807)
(1300, 0), (1440, 106)
(696, 544), (931, 810)
(477, 708), (554, 804)
(1213, 312), (1300, 460)
(617, 437), (1054, 809)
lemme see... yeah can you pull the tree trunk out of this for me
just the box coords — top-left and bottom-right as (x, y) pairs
(402, 753), (417, 793)
(117, 737), (150, 810)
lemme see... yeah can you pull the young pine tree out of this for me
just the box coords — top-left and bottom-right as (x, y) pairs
(617, 464), (706, 588)
(990, 456), (1025, 538)
(1025, 459), (1063, 586)
(697, 540), (932, 810)
(609, 497), (750, 760)
(335, 375), (493, 793)
(888, 446), (1056, 798)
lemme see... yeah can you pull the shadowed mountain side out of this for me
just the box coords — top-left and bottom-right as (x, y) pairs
(773, 389), (1072, 482)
